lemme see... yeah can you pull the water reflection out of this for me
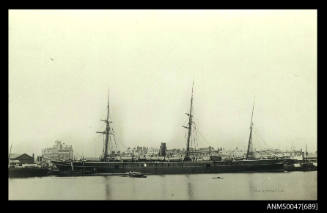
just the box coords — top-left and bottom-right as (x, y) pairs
(104, 176), (111, 200)
(248, 173), (256, 199)
(131, 178), (136, 195)
(159, 175), (167, 199)
(185, 175), (194, 200)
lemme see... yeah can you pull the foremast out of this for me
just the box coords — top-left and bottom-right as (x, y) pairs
(246, 100), (255, 160)
(97, 93), (111, 162)
(183, 82), (194, 161)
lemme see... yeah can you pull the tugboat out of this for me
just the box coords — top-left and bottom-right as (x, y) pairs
(301, 145), (317, 171)
(283, 145), (317, 172)
(298, 145), (317, 171)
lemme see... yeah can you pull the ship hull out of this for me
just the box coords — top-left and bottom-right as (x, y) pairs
(283, 162), (317, 172)
(52, 160), (286, 176)
(8, 167), (49, 178)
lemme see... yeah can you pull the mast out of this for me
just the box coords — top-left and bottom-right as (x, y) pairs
(97, 92), (111, 162)
(246, 100), (255, 160)
(9, 144), (13, 157)
(183, 82), (194, 161)
(9, 144), (13, 165)
(305, 144), (308, 162)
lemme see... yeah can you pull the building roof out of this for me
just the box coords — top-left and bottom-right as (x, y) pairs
(9, 153), (22, 159)
(9, 153), (32, 159)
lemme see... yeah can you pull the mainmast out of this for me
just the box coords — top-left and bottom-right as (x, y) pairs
(246, 100), (255, 160)
(183, 82), (194, 161)
(97, 93), (111, 162)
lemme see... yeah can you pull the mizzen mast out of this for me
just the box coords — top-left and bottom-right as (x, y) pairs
(246, 99), (255, 160)
(183, 82), (194, 161)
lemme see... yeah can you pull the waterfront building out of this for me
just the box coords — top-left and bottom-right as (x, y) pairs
(42, 141), (73, 161)
(9, 153), (34, 164)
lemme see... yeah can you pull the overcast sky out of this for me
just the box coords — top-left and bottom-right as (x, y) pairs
(9, 10), (317, 157)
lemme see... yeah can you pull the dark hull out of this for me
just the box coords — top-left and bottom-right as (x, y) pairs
(9, 168), (49, 178)
(52, 160), (286, 176)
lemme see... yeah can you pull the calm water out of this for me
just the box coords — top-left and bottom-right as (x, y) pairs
(9, 171), (317, 200)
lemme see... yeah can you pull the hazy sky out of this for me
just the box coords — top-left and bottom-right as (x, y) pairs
(9, 10), (317, 157)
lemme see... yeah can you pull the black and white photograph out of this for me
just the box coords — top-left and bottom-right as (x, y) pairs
(8, 9), (317, 201)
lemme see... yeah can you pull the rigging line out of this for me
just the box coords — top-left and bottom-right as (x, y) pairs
(190, 123), (198, 148)
(195, 126), (199, 148)
(113, 141), (117, 151)
(113, 135), (118, 147)
(119, 142), (128, 150)
(194, 127), (198, 148)
(109, 135), (113, 151)
(193, 127), (199, 146)
(102, 135), (105, 157)
(255, 135), (267, 148)
(197, 129), (212, 147)
(196, 131), (202, 146)
(254, 135), (269, 151)
(191, 117), (210, 147)
(111, 129), (118, 146)
(113, 132), (126, 150)
(191, 131), (196, 149)
(253, 128), (269, 147)
(111, 128), (124, 152)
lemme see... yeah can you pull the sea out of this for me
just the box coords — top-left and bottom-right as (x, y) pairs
(9, 171), (317, 200)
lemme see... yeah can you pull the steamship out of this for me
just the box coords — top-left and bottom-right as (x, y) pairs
(52, 84), (290, 176)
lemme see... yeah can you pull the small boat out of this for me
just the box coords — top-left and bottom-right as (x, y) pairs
(212, 176), (224, 179)
(128, 171), (147, 178)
